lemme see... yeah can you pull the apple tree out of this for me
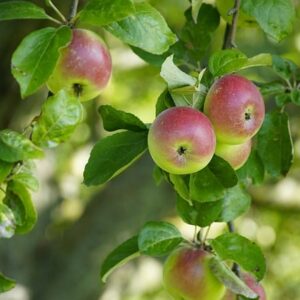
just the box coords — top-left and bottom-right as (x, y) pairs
(0, 0), (299, 299)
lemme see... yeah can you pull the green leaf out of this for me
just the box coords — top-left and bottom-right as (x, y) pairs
(258, 81), (286, 97)
(0, 203), (16, 239)
(180, 4), (220, 63)
(176, 194), (223, 227)
(105, 2), (176, 55)
(4, 181), (37, 234)
(0, 273), (16, 293)
(210, 233), (266, 280)
(169, 174), (190, 203)
(11, 26), (72, 98)
(138, 221), (182, 256)
(241, 0), (296, 42)
(155, 89), (175, 116)
(99, 105), (147, 132)
(272, 55), (298, 80)
(84, 131), (148, 186)
(0, 160), (13, 183)
(0, 129), (44, 163)
(217, 184), (251, 223)
(160, 55), (197, 89)
(257, 111), (293, 177)
(131, 46), (168, 67)
(101, 236), (140, 282)
(291, 89), (300, 105)
(237, 150), (265, 185)
(209, 256), (258, 299)
(79, 0), (135, 26)
(191, 0), (203, 23)
(0, 1), (52, 21)
(32, 90), (83, 148)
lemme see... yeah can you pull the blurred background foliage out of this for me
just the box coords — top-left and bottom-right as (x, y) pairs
(0, 0), (300, 299)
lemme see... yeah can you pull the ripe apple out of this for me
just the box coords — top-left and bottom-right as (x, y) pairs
(223, 273), (266, 300)
(204, 75), (265, 144)
(47, 29), (112, 101)
(215, 140), (251, 170)
(148, 107), (216, 175)
(163, 246), (225, 300)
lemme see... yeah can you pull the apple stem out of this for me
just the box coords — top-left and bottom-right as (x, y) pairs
(68, 0), (79, 26)
(222, 0), (241, 49)
(47, 0), (67, 23)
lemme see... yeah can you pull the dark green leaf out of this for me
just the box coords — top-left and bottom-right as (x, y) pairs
(79, 0), (135, 26)
(152, 165), (165, 186)
(191, 0), (203, 23)
(272, 55), (298, 80)
(84, 131), (148, 186)
(180, 4), (220, 62)
(0, 160), (13, 183)
(4, 181), (37, 234)
(258, 81), (286, 97)
(257, 111), (293, 177)
(32, 90), (83, 148)
(275, 93), (291, 107)
(0, 1), (52, 21)
(138, 221), (182, 256)
(105, 2), (176, 55)
(155, 89), (175, 116)
(169, 174), (190, 203)
(99, 105), (147, 132)
(237, 150), (265, 185)
(0, 129), (44, 163)
(217, 184), (251, 222)
(131, 46), (168, 67)
(291, 89), (300, 105)
(210, 233), (266, 280)
(176, 194), (223, 227)
(101, 236), (139, 282)
(0, 273), (16, 293)
(11, 26), (72, 98)
(0, 203), (16, 238)
(241, 0), (295, 42)
(209, 256), (258, 299)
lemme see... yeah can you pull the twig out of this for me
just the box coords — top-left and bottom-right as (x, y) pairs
(47, 0), (67, 23)
(68, 0), (79, 26)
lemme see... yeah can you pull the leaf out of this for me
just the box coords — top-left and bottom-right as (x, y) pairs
(105, 2), (176, 55)
(0, 203), (16, 239)
(0, 160), (13, 183)
(131, 46), (168, 67)
(180, 4), (220, 63)
(217, 184), (251, 222)
(272, 55), (298, 80)
(0, 273), (16, 293)
(291, 89), (300, 106)
(169, 174), (190, 203)
(101, 236), (140, 282)
(210, 233), (266, 280)
(155, 89), (175, 116)
(0, 1), (52, 21)
(160, 55), (197, 89)
(84, 131), (148, 186)
(4, 181), (37, 234)
(138, 221), (182, 256)
(237, 150), (265, 185)
(176, 194), (223, 227)
(11, 26), (72, 98)
(258, 81), (286, 97)
(241, 0), (296, 42)
(12, 168), (39, 192)
(0, 129), (44, 163)
(209, 256), (258, 299)
(79, 0), (135, 26)
(99, 105), (147, 132)
(32, 90), (83, 148)
(191, 0), (203, 23)
(257, 111), (293, 177)
(242, 53), (272, 69)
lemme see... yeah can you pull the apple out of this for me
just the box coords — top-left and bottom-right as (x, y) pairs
(163, 246), (225, 300)
(47, 29), (112, 101)
(148, 107), (216, 175)
(223, 273), (266, 300)
(204, 75), (265, 145)
(215, 140), (251, 170)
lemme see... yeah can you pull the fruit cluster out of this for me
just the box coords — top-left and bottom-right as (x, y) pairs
(148, 74), (265, 174)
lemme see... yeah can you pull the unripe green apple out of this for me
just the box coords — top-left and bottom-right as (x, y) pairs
(215, 140), (251, 170)
(223, 273), (266, 300)
(47, 29), (112, 101)
(204, 75), (265, 145)
(163, 246), (226, 300)
(148, 107), (216, 175)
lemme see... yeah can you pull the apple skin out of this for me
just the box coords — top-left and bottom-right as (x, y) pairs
(215, 140), (251, 170)
(223, 273), (266, 300)
(204, 75), (265, 145)
(163, 246), (226, 300)
(47, 29), (112, 101)
(148, 107), (216, 175)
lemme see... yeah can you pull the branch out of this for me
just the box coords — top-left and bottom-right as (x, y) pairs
(68, 0), (79, 25)
(222, 0), (241, 49)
